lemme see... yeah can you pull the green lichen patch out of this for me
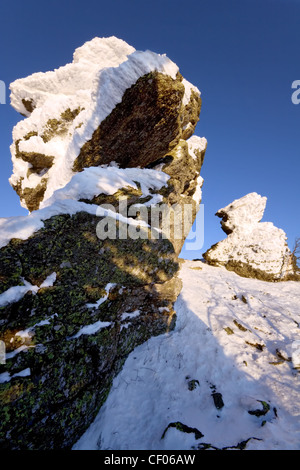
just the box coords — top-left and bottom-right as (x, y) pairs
(0, 246), (23, 294)
(248, 400), (270, 417)
(161, 421), (204, 440)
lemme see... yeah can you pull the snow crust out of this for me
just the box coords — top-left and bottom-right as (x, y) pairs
(187, 135), (207, 160)
(70, 321), (112, 340)
(6, 345), (34, 360)
(0, 368), (31, 384)
(9, 37), (199, 208)
(182, 78), (200, 106)
(64, 284), (115, 339)
(217, 192), (267, 233)
(4, 314), (58, 362)
(15, 313), (58, 341)
(74, 260), (300, 450)
(0, 197), (153, 250)
(40, 166), (169, 209)
(0, 273), (57, 307)
(121, 310), (140, 321)
(40, 272), (57, 288)
(0, 159), (171, 249)
(192, 175), (204, 205)
(0, 280), (39, 307)
(10, 37), (135, 117)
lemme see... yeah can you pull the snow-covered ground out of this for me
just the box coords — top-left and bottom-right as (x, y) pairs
(74, 260), (300, 450)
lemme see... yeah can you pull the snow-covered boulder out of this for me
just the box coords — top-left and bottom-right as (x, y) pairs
(9, 36), (202, 212)
(203, 193), (294, 281)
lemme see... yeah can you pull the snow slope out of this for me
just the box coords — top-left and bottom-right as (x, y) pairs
(74, 260), (300, 450)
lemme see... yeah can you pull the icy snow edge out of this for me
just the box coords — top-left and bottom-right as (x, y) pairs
(0, 165), (169, 249)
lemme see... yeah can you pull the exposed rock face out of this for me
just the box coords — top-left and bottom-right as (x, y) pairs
(203, 193), (294, 281)
(73, 71), (200, 171)
(0, 37), (206, 449)
(0, 214), (180, 450)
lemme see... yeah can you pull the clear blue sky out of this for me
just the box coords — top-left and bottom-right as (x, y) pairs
(0, 0), (299, 259)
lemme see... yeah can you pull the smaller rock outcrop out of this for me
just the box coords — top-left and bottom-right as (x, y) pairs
(203, 192), (295, 281)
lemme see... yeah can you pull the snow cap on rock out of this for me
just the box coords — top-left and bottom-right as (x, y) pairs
(9, 36), (202, 212)
(204, 192), (294, 281)
(216, 192), (267, 234)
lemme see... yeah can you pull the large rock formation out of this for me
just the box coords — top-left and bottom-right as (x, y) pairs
(9, 36), (202, 212)
(0, 37), (206, 449)
(203, 192), (295, 281)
